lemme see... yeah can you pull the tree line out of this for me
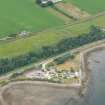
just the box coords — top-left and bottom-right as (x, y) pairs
(0, 26), (104, 75)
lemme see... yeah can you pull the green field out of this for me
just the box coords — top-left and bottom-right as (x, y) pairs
(1, 14), (105, 58)
(0, 0), (64, 38)
(1, 0), (105, 58)
(66, 0), (105, 14)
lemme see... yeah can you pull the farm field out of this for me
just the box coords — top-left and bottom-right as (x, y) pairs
(65, 0), (105, 14)
(1, 0), (105, 104)
(0, 82), (78, 105)
(1, 0), (105, 38)
(1, 14), (105, 58)
(0, 31), (70, 58)
(0, 0), (64, 38)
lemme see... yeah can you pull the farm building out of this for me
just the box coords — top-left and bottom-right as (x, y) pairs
(36, 0), (62, 6)
(41, 0), (62, 4)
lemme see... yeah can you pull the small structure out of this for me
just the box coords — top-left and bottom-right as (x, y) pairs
(36, 0), (62, 7)
(42, 0), (62, 4)
(19, 31), (30, 37)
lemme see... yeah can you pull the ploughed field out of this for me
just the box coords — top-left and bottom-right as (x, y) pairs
(0, 82), (79, 105)
(0, 0), (64, 38)
(65, 0), (105, 14)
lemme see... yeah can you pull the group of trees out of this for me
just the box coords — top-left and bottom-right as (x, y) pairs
(54, 54), (74, 65)
(0, 26), (105, 75)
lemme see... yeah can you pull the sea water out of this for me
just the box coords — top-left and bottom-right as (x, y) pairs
(68, 49), (105, 105)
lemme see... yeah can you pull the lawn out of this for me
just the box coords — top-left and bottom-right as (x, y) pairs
(0, 0), (64, 38)
(1, 14), (105, 58)
(65, 0), (105, 14)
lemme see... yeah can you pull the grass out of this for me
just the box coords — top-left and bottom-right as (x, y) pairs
(1, 14), (105, 58)
(0, 31), (70, 58)
(61, 14), (105, 35)
(1, 0), (105, 58)
(0, 0), (64, 38)
(65, 0), (105, 14)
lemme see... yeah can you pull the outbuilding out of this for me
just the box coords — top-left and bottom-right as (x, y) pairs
(36, 0), (62, 6)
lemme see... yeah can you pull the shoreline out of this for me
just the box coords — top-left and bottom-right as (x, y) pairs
(0, 43), (105, 105)
(80, 43), (105, 96)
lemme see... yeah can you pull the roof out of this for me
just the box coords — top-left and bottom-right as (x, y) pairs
(41, 0), (62, 4)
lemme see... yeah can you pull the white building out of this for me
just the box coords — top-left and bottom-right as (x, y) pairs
(41, 0), (62, 5)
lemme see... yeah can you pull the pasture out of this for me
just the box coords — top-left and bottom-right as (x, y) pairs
(0, 0), (105, 37)
(1, 0), (105, 58)
(0, 0), (64, 38)
(0, 14), (105, 58)
(65, 0), (105, 14)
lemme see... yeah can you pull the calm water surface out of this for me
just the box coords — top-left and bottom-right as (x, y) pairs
(86, 49), (105, 105)
(69, 49), (105, 105)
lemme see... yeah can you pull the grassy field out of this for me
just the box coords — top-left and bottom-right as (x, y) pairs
(1, 14), (105, 58)
(0, 0), (64, 38)
(1, 0), (105, 58)
(0, 31), (70, 57)
(65, 0), (105, 14)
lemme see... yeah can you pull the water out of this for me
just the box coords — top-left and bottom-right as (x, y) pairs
(68, 49), (105, 105)
(86, 49), (105, 105)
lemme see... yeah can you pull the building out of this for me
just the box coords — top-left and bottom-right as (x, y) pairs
(41, 0), (62, 4)
(37, 0), (62, 6)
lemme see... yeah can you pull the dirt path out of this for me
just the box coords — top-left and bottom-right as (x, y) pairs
(55, 2), (90, 19)
(47, 8), (74, 24)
